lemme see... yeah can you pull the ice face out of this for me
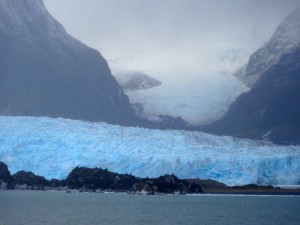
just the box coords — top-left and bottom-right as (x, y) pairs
(0, 116), (299, 186)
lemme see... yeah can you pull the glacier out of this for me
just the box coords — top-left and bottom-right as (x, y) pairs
(0, 116), (299, 186)
(125, 73), (248, 125)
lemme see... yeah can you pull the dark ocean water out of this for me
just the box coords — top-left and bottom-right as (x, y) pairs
(0, 191), (299, 225)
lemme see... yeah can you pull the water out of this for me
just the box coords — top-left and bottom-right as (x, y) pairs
(0, 191), (300, 225)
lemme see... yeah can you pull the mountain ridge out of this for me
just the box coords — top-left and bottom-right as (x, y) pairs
(236, 8), (300, 87)
(203, 46), (300, 145)
(0, 0), (138, 125)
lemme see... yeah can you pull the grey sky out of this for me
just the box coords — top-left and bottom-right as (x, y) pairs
(44, 0), (300, 80)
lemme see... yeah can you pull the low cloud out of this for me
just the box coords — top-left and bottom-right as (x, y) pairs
(45, 0), (299, 80)
(43, 0), (300, 123)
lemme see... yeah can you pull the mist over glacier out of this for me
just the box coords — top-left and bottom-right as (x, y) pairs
(0, 116), (299, 186)
(126, 73), (248, 125)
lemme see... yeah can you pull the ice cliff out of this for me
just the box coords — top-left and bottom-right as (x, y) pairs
(0, 116), (299, 186)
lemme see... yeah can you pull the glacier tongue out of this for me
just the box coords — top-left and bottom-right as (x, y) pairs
(0, 116), (299, 186)
(125, 74), (248, 125)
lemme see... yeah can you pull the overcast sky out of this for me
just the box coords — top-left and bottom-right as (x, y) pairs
(44, 0), (300, 80)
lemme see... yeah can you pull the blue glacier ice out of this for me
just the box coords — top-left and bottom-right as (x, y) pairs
(0, 116), (299, 186)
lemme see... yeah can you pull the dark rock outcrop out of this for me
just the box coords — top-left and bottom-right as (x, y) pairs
(12, 171), (49, 190)
(64, 167), (202, 194)
(114, 71), (162, 91)
(0, 0), (137, 125)
(0, 162), (12, 183)
(131, 174), (202, 195)
(1, 162), (299, 194)
(0, 162), (202, 193)
(203, 47), (300, 145)
(0, 162), (12, 189)
(187, 178), (228, 189)
(231, 184), (274, 190)
(64, 167), (138, 191)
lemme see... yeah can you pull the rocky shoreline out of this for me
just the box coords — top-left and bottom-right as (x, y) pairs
(0, 162), (202, 195)
(1, 162), (299, 195)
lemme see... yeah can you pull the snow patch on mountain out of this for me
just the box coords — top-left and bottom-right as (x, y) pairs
(0, 116), (299, 186)
(237, 8), (300, 87)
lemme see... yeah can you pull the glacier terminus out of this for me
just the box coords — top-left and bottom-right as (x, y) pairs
(0, 116), (299, 187)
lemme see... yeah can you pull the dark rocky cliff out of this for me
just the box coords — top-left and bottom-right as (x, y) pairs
(203, 47), (300, 145)
(0, 0), (137, 125)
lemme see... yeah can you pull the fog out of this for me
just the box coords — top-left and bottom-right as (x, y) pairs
(44, 0), (299, 80)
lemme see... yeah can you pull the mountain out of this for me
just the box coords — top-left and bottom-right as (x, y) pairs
(236, 8), (300, 87)
(203, 47), (300, 145)
(0, 0), (137, 125)
(113, 71), (162, 91)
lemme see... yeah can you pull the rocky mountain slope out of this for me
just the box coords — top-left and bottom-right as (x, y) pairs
(0, 0), (137, 125)
(203, 47), (300, 145)
(236, 8), (300, 87)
